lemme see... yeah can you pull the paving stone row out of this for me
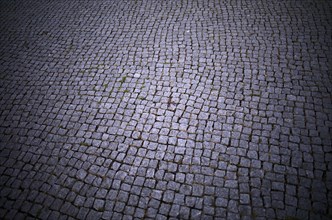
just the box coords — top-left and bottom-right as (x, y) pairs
(0, 0), (331, 219)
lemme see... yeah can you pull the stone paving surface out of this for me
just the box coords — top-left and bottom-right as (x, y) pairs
(0, 0), (331, 219)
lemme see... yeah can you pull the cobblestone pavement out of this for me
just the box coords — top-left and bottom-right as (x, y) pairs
(0, 0), (331, 219)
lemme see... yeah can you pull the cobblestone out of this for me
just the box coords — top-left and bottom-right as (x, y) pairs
(0, 0), (332, 219)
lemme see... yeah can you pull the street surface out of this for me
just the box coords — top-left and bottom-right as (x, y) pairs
(0, 0), (331, 219)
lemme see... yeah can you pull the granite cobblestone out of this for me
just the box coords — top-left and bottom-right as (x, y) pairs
(0, 0), (331, 219)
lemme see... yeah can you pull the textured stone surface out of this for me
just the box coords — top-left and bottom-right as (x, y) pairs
(0, 0), (331, 219)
